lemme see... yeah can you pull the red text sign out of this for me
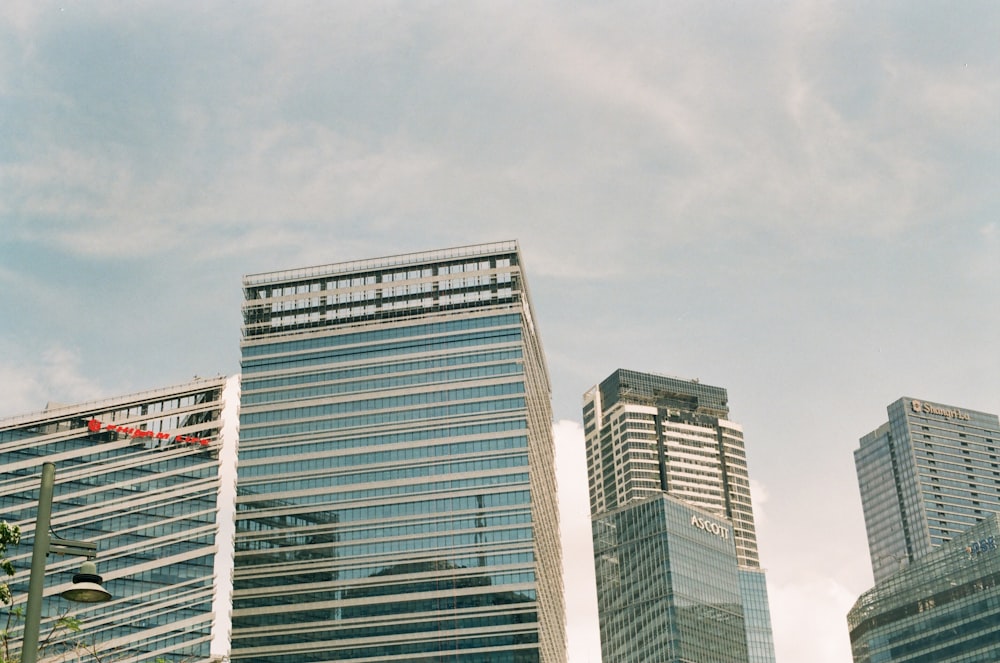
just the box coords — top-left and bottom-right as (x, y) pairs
(87, 419), (211, 446)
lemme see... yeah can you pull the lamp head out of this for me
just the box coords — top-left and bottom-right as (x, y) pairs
(60, 561), (112, 603)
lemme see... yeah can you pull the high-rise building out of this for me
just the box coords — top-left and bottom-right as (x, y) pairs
(855, 397), (1000, 583)
(594, 493), (749, 663)
(0, 376), (237, 663)
(231, 241), (565, 662)
(847, 513), (1000, 662)
(583, 369), (775, 663)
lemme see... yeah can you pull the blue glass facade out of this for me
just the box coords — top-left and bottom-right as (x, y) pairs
(594, 495), (748, 663)
(0, 378), (232, 662)
(584, 369), (776, 662)
(739, 568), (777, 663)
(848, 514), (1000, 662)
(231, 242), (565, 662)
(856, 398), (1000, 582)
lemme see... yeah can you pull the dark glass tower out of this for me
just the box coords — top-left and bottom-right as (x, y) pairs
(583, 369), (775, 663)
(855, 397), (1000, 582)
(848, 514), (1000, 662)
(231, 242), (565, 662)
(594, 494), (749, 663)
(0, 377), (234, 662)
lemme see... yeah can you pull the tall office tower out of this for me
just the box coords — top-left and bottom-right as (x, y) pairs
(855, 397), (1000, 583)
(0, 377), (237, 662)
(584, 369), (775, 663)
(594, 494), (750, 663)
(232, 241), (565, 663)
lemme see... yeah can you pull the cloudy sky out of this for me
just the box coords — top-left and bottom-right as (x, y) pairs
(2, 2), (998, 661)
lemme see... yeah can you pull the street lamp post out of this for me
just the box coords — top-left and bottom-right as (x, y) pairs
(21, 462), (111, 663)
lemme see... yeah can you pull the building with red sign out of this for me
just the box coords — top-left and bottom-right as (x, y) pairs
(0, 376), (238, 663)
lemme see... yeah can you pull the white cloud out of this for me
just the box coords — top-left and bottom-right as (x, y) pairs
(5, 1), (996, 278)
(0, 343), (107, 418)
(0, 1), (44, 41)
(751, 478), (770, 526)
(969, 222), (1000, 282)
(768, 574), (856, 663)
(553, 419), (601, 663)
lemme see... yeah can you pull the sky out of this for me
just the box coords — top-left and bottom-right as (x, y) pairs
(1, 1), (998, 661)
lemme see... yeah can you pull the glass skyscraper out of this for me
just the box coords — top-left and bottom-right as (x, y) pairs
(0, 377), (236, 662)
(855, 397), (1000, 583)
(583, 369), (775, 663)
(231, 241), (565, 662)
(848, 513), (1000, 662)
(594, 494), (749, 663)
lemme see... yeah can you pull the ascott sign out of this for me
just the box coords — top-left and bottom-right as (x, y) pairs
(911, 400), (971, 421)
(690, 514), (730, 540)
(87, 418), (211, 446)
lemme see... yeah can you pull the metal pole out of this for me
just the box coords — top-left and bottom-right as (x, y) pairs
(21, 462), (55, 663)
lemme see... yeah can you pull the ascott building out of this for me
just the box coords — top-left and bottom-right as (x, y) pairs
(583, 369), (775, 663)
(0, 376), (238, 662)
(231, 242), (566, 663)
(593, 493), (749, 663)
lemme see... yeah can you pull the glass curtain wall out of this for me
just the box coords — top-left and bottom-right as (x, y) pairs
(232, 242), (565, 663)
(0, 378), (230, 662)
